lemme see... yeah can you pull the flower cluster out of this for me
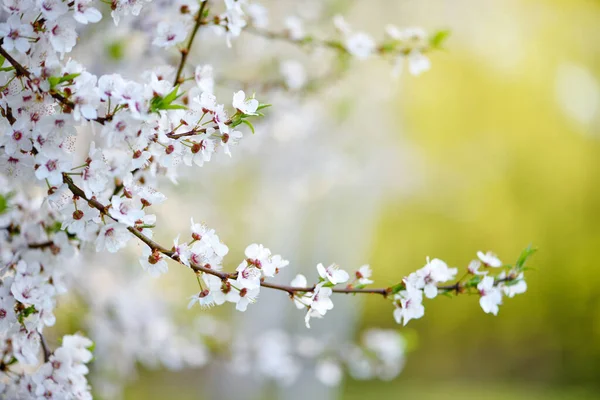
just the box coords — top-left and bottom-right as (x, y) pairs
(392, 250), (531, 325)
(0, 0), (532, 397)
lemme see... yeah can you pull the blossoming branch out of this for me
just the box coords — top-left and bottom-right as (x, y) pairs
(0, 0), (533, 398)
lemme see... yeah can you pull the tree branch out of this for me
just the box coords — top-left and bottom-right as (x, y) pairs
(38, 331), (51, 363)
(61, 174), (517, 301)
(173, 1), (209, 86)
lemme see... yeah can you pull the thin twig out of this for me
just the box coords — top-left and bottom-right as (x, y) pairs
(174, 1), (209, 86)
(38, 331), (51, 363)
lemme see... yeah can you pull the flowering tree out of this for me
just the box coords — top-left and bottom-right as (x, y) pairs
(0, 1), (534, 398)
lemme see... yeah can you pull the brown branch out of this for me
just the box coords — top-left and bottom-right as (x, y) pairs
(62, 174), (520, 302)
(165, 118), (231, 139)
(28, 241), (54, 249)
(174, 1), (209, 86)
(38, 331), (51, 363)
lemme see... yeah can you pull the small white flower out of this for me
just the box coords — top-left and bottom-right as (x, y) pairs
(188, 289), (215, 309)
(477, 251), (503, 268)
(478, 276), (503, 315)
(194, 65), (214, 94)
(317, 263), (349, 285)
(73, 0), (103, 24)
(408, 258), (457, 299)
(153, 21), (188, 48)
(109, 195), (144, 227)
(345, 32), (376, 60)
(499, 272), (527, 298)
(290, 274), (311, 309)
(305, 283), (334, 328)
(172, 235), (192, 266)
(407, 51), (431, 76)
(0, 14), (34, 53)
(96, 223), (131, 253)
(232, 91), (258, 115)
(35, 153), (71, 186)
(355, 265), (373, 285)
(468, 260), (487, 275)
(47, 16), (78, 55)
(393, 284), (425, 326)
(235, 286), (260, 312)
(139, 246), (168, 277)
(236, 261), (261, 289)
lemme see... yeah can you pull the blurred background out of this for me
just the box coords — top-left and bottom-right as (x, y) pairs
(63, 0), (600, 398)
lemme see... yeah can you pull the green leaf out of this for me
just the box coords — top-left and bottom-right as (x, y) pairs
(464, 275), (483, 288)
(241, 119), (255, 134)
(149, 86), (186, 113)
(256, 103), (272, 111)
(48, 73), (80, 89)
(46, 221), (63, 234)
(17, 305), (37, 323)
(390, 282), (406, 295)
(0, 55), (5, 67)
(162, 104), (187, 110)
(0, 194), (7, 215)
(429, 29), (451, 49)
(0, 66), (14, 72)
(163, 86), (181, 104)
(515, 245), (537, 269)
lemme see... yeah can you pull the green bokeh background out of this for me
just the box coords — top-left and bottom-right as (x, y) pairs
(123, 0), (600, 398)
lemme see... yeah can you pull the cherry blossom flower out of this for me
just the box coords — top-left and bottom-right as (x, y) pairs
(34, 153), (71, 185)
(140, 246), (169, 277)
(73, 0), (102, 24)
(407, 258), (457, 299)
(478, 276), (503, 315)
(468, 259), (487, 275)
(232, 91), (259, 115)
(305, 283), (334, 328)
(47, 17), (78, 55)
(345, 33), (376, 60)
(393, 284), (425, 326)
(187, 289), (215, 309)
(317, 263), (349, 285)
(235, 287), (260, 312)
(290, 274), (311, 309)
(38, 0), (69, 21)
(236, 260), (262, 289)
(96, 223), (131, 253)
(194, 65), (214, 94)
(477, 251), (503, 267)
(355, 265), (373, 285)
(499, 272), (528, 298)
(153, 21), (188, 48)
(0, 14), (34, 53)
(109, 195), (145, 227)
